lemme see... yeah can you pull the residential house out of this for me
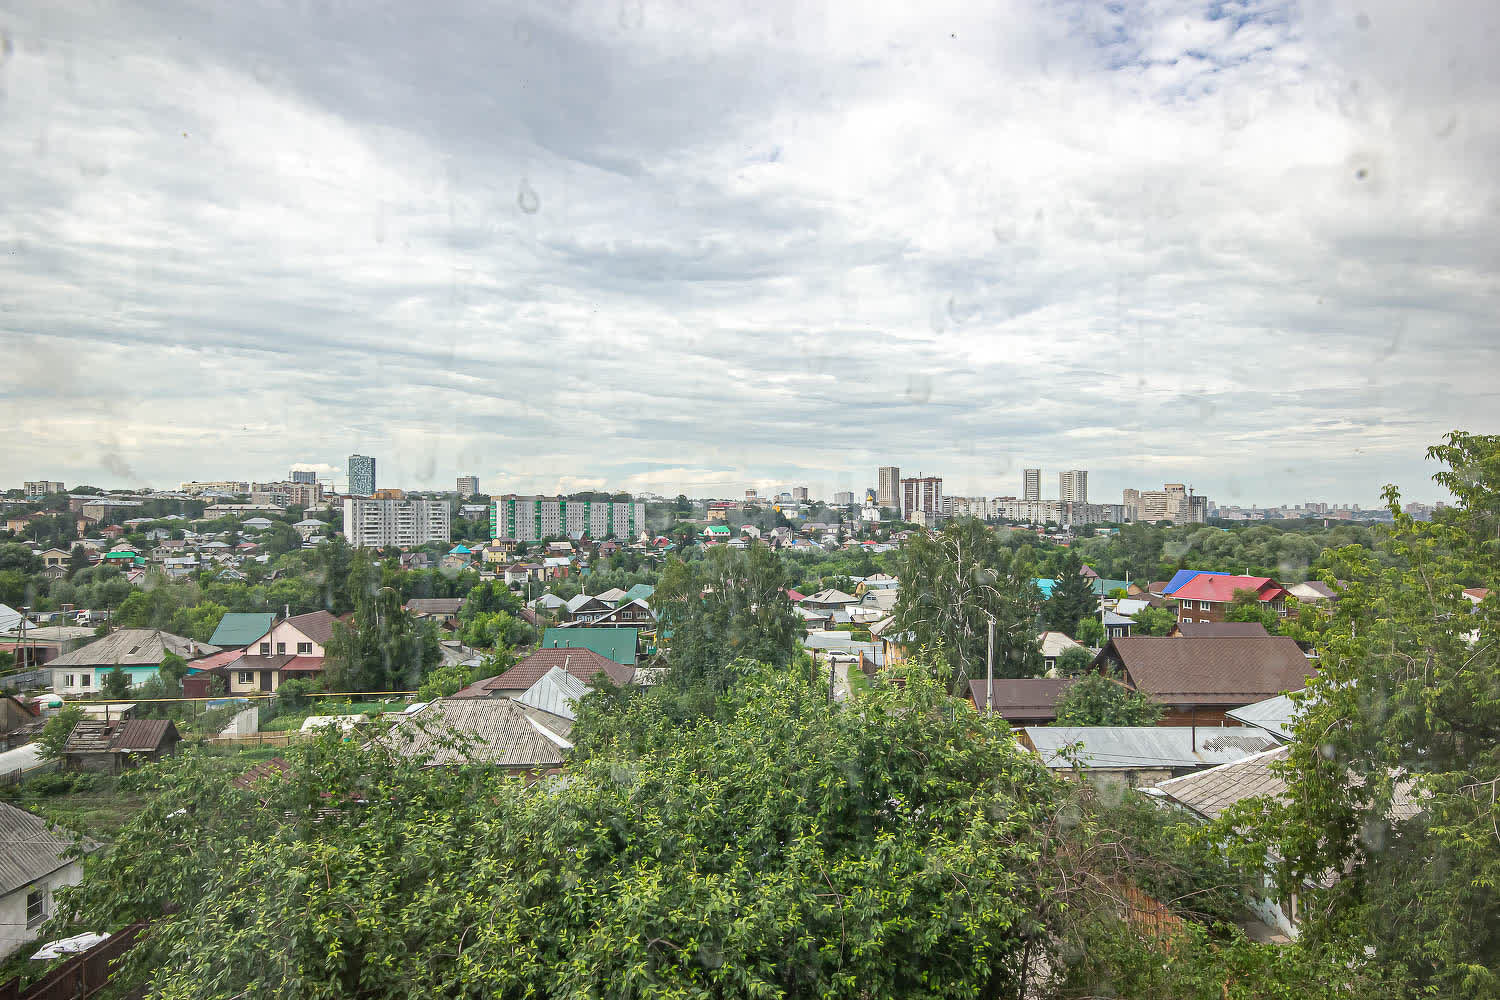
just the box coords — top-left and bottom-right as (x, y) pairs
(702, 524), (732, 543)
(1101, 609), (1134, 640)
(530, 594), (567, 614)
(293, 518), (325, 541)
(1038, 631), (1085, 673)
(623, 583), (656, 603)
(38, 548), (70, 571)
(0, 803), (98, 958)
(1287, 581), (1338, 605)
(0, 696), (41, 750)
(562, 594), (614, 625)
(1159, 569), (1230, 597)
(542, 556), (572, 579)
(218, 611), (336, 694)
(562, 599), (655, 632)
(453, 647), (633, 699)
(1168, 621), (1270, 639)
(61, 718), (182, 774)
(965, 677), (1076, 725)
(208, 612), (277, 650)
(1092, 636), (1317, 727)
(1022, 725), (1280, 786)
(0, 625), (97, 669)
(405, 598), (465, 626)
(382, 698), (567, 775)
(47, 629), (219, 695)
(1172, 574), (1289, 623)
(540, 627), (639, 667)
(514, 666), (591, 740)
(856, 573), (899, 593)
(800, 589), (857, 612)
(1224, 690), (1308, 743)
(503, 562), (543, 587)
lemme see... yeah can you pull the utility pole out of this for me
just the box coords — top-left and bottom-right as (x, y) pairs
(986, 617), (994, 714)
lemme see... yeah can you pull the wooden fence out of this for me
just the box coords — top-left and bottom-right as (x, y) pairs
(204, 731), (305, 747)
(0, 921), (148, 1000)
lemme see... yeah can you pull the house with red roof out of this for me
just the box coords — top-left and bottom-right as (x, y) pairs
(1171, 574), (1288, 624)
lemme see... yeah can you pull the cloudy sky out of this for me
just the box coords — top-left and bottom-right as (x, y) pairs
(2, 0), (1496, 506)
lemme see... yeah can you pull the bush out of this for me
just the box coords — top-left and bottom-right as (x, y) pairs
(26, 773), (78, 796)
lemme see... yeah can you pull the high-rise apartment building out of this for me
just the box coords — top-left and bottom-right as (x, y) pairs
(792, 486), (809, 502)
(877, 467), (900, 508)
(832, 491), (855, 506)
(343, 497), (450, 548)
(1023, 469), (1041, 502)
(23, 481), (65, 498)
(1059, 470), (1088, 504)
(290, 470), (318, 485)
(347, 454), (376, 496)
(745, 489), (759, 502)
(456, 476), (480, 498)
(1126, 483), (1208, 525)
(493, 495), (646, 542)
(899, 476), (943, 520)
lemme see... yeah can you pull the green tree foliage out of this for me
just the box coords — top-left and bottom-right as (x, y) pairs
(1054, 646), (1095, 677)
(654, 545), (801, 692)
(1226, 431), (1500, 998)
(892, 518), (1043, 688)
(100, 667), (132, 699)
(323, 554), (441, 693)
(57, 664), (1074, 998)
(1224, 587), (1281, 631)
(417, 661), (476, 701)
(1073, 616), (1105, 648)
(1053, 674), (1163, 726)
(36, 705), (84, 761)
(1045, 550), (1096, 634)
(1129, 604), (1179, 636)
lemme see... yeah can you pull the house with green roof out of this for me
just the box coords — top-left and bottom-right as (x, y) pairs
(208, 612), (277, 649)
(541, 627), (638, 666)
(623, 583), (655, 603)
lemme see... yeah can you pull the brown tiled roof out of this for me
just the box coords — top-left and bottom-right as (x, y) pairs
(965, 678), (1076, 721)
(226, 653), (297, 670)
(1102, 636), (1315, 706)
(457, 648), (632, 696)
(112, 719), (179, 753)
(286, 610), (337, 646)
(233, 756), (291, 789)
(1173, 621), (1270, 638)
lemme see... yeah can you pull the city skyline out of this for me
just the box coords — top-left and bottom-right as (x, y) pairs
(1, 3), (1493, 508)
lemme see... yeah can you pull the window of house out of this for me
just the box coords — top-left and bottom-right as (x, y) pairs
(259, 642), (271, 655)
(80, 674), (91, 687)
(26, 887), (45, 928)
(297, 642), (312, 654)
(238, 671), (254, 685)
(64, 674), (74, 687)
(276, 643), (286, 654)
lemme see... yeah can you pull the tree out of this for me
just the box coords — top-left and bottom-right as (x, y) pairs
(261, 522), (302, 557)
(1130, 604), (1179, 636)
(1224, 432), (1500, 997)
(892, 518), (1043, 688)
(324, 556), (442, 692)
(1224, 587), (1280, 630)
(56, 662), (1075, 998)
(1045, 550), (1096, 634)
(66, 544), (90, 579)
(1054, 645), (1095, 677)
(1074, 615), (1106, 648)
(36, 705), (84, 761)
(1054, 674), (1163, 726)
(101, 667), (132, 699)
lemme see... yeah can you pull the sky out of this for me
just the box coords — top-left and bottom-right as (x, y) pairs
(1, 0), (1497, 507)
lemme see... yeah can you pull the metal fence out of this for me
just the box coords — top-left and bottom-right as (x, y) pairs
(0, 671), (51, 692)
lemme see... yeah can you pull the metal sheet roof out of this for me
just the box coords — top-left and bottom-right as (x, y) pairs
(1224, 691), (1305, 741)
(1162, 570), (1229, 596)
(516, 666), (590, 721)
(0, 802), (98, 897)
(208, 613), (276, 648)
(1024, 726), (1280, 770)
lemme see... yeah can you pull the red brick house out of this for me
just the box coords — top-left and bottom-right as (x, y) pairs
(1171, 574), (1288, 624)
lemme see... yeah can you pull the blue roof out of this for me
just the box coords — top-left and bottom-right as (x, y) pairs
(448, 545), (473, 555)
(1033, 578), (1056, 599)
(1162, 570), (1230, 596)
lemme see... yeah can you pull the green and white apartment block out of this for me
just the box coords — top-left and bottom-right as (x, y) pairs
(493, 495), (646, 542)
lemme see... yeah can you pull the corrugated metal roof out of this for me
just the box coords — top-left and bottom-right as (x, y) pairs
(0, 802), (98, 896)
(1224, 691), (1306, 741)
(516, 666), (590, 721)
(1154, 746), (1290, 817)
(542, 627), (638, 665)
(1024, 726), (1280, 770)
(112, 719), (178, 753)
(1162, 570), (1229, 596)
(386, 698), (565, 768)
(208, 613), (276, 648)
(49, 629), (219, 668)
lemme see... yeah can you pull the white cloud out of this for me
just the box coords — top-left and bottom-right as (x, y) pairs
(0, 0), (1495, 506)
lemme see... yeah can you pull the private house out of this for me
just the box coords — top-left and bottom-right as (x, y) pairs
(1172, 575), (1289, 624)
(452, 647), (632, 700)
(405, 598), (465, 626)
(966, 677), (1076, 725)
(293, 518), (325, 540)
(623, 583), (655, 603)
(856, 573), (899, 593)
(1168, 621), (1270, 639)
(800, 589), (858, 612)
(384, 698), (567, 774)
(1159, 570), (1230, 598)
(542, 556), (572, 579)
(0, 803), (99, 958)
(38, 548), (70, 571)
(46, 629), (219, 695)
(0, 624), (96, 669)
(562, 594), (614, 625)
(513, 666), (591, 740)
(1038, 631), (1085, 673)
(0, 696), (41, 750)
(208, 612), (277, 650)
(595, 587), (628, 606)
(1287, 581), (1339, 605)
(61, 718), (182, 774)
(218, 611), (336, 694)
(702, 524), (732, 543)
(1092, 636), (1316, 727)
(1022, 726), (1280, 786)
(503, 562), (544, 587)
(1102, 609), (1134, 640)
(540, 627), (639, 667)
(559, 598), (655, 631)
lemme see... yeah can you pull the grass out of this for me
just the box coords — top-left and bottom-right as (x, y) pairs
(9, 775), (146, 843)
(846, 667), (875, 697)
(260, 700), (407, 732)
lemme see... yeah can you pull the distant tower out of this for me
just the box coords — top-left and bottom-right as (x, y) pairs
(1059, 470), (1088, 504)
(456, 475), (480, 498)
(1023, 468), (1041, 502)
(878, 466), (900, 508)
(290, 469), (317, 485)
(347, 454), (376, 496)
